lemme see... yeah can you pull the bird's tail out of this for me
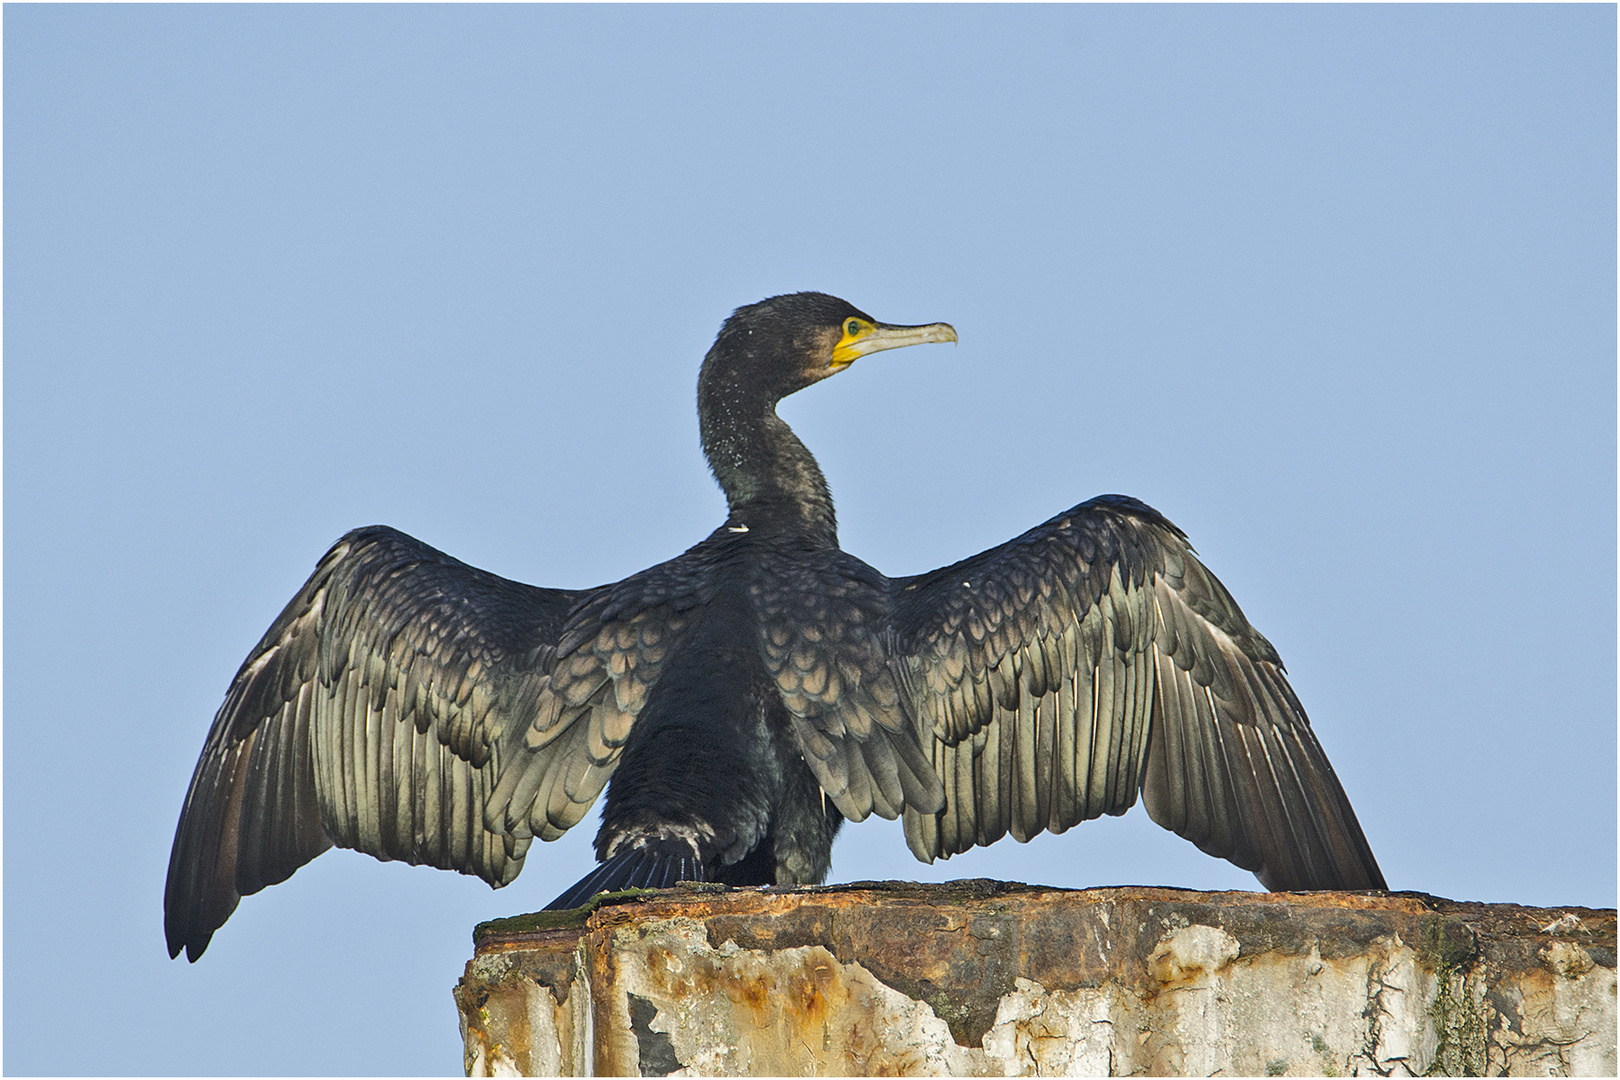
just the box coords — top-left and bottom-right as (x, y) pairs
(545, 841), (707, 910)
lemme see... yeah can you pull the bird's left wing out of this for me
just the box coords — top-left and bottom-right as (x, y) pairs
(890, 495), (1385, 891)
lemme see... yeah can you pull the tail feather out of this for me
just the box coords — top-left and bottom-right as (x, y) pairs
(624, 853), (662, 890)
(546, 842), (707, 910)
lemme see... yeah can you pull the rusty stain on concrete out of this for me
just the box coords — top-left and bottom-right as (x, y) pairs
(455, 881), (1616, 1076)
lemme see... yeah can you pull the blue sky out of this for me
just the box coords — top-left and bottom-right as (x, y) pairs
(6, 5), (1614, 1075)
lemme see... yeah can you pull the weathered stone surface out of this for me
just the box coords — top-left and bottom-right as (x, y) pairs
(454, 881), (1616, 1076)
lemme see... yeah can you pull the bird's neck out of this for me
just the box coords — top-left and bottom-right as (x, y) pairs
(699, 388), (838, 544)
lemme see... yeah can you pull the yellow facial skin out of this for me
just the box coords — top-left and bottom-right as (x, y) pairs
(829, 317), (958, 371)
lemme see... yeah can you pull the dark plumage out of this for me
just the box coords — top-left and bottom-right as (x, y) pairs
(165, 291), (1385, 961)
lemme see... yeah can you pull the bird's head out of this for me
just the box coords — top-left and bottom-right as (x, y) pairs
(701, 292), (957, 406)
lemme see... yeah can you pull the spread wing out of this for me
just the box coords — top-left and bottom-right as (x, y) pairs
(164, 526), (589, 961)
(891, 495), (1385, 891)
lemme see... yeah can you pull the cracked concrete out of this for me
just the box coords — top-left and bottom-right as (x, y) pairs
(455, 882), (1615, 1076)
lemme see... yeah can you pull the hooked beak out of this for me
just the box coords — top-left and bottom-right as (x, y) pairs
(830, 321), (957, 371)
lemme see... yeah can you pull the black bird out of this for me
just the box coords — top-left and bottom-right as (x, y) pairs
(165, 292), (1385, 961)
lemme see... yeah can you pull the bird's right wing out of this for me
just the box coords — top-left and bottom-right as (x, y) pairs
(164, 526), (592, 960)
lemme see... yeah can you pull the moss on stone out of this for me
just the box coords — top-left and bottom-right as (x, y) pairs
(1416, 914), (1477, 975)
(474, 887), (666, 942)
(1417, 915), (1487, 1075)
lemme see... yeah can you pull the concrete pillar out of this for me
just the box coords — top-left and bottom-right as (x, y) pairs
(454, 881), (1616, 1076)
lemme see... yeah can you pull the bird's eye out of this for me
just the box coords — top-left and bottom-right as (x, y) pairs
(846, 319), (861, 336)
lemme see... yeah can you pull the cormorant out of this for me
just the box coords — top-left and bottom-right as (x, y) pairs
(165, 292), (1385, 961)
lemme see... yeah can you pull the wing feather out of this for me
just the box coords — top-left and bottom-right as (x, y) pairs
(1011, 685), (1040, 842)
(894, 495), (1385, 892)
